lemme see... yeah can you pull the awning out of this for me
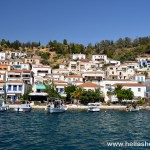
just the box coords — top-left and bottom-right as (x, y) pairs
(36, 84), (46, 90)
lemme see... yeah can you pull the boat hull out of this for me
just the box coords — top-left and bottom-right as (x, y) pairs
(14, 108), (31, 112)
(129, 108), (139, 112)
(0, 106), (9, 112)
(14, 104), (31, 112)
(88, 107), (100, 112)
(49, 107), (65, 113)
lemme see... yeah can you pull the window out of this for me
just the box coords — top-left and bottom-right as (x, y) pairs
(138, 88), (141, 92)
(141, 77), (143, 81)
(112, 71), (114, 74)
(8, 85), (11, 91)
(129, 88), (131, 90)
(19, 85), (22, 91)
(56, 88), (58, 92)
(13, 85), (17, 91)
(60, 88), (63, 93)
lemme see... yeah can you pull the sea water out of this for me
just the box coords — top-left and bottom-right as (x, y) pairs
(0, 110), (150, 150)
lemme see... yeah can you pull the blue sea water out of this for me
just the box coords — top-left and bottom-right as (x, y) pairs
(0, 110), (150, 150)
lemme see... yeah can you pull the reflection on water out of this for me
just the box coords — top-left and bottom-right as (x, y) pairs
(0, 110), (150, 150)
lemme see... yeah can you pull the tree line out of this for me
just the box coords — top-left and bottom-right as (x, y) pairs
(1, 36), (150, 62)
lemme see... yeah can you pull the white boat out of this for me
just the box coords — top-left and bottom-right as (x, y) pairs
(88, 103), (101, 112)
(0, 99), (9, 112)
(14, 103), (31, 112)
(126, 104), (140, 112)
(47, 99), (67, 113)
(129, 107), (140, 112)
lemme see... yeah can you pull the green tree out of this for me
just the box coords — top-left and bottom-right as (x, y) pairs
(63, 39), (68, 45)
(113, 85), (134, 103)
(124, 37), (132, 48)
(44, 83), (61, 99)
(116, 38), (125, 48)
(23, 89), (32, 100)
(65, 85), (77, 102)
(70, 87), (83, 100)
(40, 52), (50, 59)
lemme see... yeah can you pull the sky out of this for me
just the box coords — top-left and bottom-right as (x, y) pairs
(0, 0), (150, 46)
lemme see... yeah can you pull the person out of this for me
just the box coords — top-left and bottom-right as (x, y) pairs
(126, 104), (130, 111)
(132, 102), (136, 109)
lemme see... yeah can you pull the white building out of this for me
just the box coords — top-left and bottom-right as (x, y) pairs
(65, 75), (83, 84)
(72, 53), (86, 60)
(7, 70), (33, 85)
(108, 59), (120, 66)
(135, 74), (145, 83)
(0, 52), (7, 60)
(54, 80), (68, 97)
(92, 55), (108, 63)
(32, 64), (51, 77)
(68, 61), (78, 72)
(10, 52), (27, 59)
(52, 68), (69, 77)
(82, 71), (105, 82)
(6, 80), (31, 102)
(101, 79), (138, 102)
(112, 83), (146, 98)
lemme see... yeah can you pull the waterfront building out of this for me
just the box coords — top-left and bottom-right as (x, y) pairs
(112, 83), (146, 99)
(101, 79), (139, 102)
(6, 80), (31, 102)
(53, 80), (68, 97)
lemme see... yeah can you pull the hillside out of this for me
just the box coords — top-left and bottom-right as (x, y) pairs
(1, 36), (150, 64)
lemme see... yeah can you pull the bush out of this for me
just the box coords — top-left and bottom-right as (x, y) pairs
(106, 100), (111, 106)
(137, 98), (145, 105)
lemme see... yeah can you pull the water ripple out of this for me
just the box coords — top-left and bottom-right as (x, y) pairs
(0, 110), (150, 150)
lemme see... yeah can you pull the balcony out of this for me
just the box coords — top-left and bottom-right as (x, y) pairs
(7, 90), (22, 94)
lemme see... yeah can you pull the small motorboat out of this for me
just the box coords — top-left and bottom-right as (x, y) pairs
(14, 103), (31, 112)
(0, 99), (9, 112)
(129, 107), (140, 112)
(88, 103), (100, 112)
(47, 99), (67, 113)
(126, 103), (140, 112)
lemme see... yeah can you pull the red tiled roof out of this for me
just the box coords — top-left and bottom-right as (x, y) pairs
(79, 82), (102, 88)
(66, 75), (83, 78)
(53, 80), (67, 83)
